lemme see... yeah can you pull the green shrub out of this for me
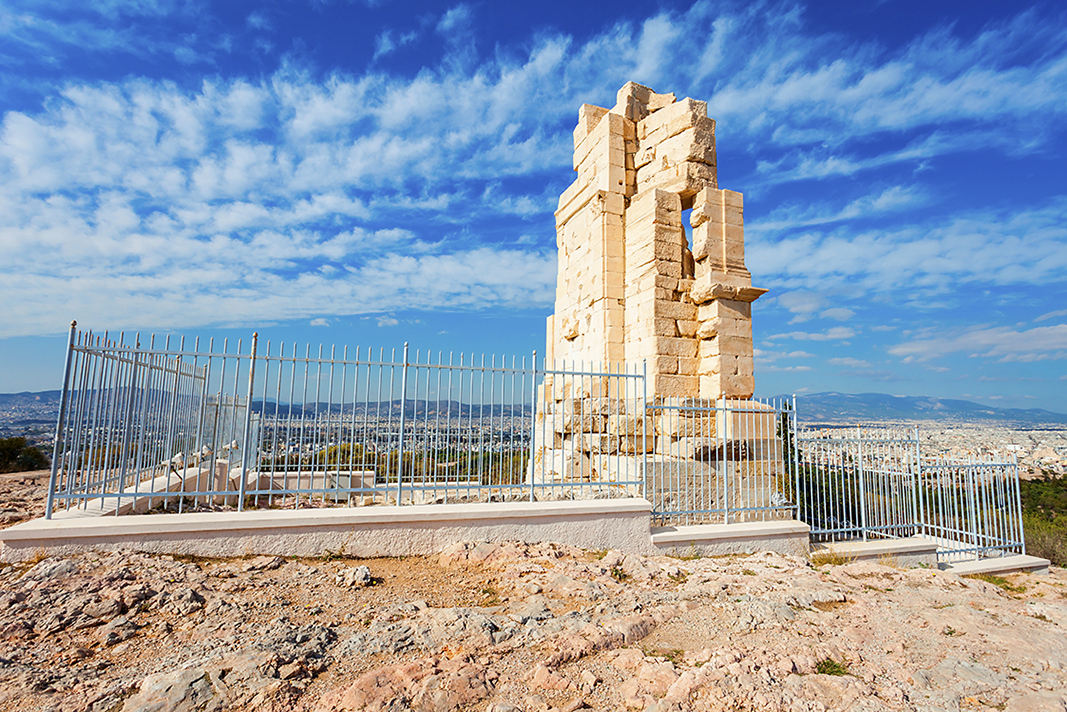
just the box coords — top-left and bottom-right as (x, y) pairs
(1019, 474), (1067, 567)
(815, 658), (849, 676)
(1023, 511), (1067, 567)
(0, 437), (50, 474)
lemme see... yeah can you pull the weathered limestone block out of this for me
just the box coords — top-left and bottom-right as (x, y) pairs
(581, 434), (619, 455)
(617, 435), (655, 455)
(573, 104), (609, 147)
(653, 374), (699, 398)
(533, 448), (597, 484)
(639, 98), (710, 142)
(550, 413), (605, 435)
(597, 455), (647, 493)
(608, 412), (651, 436)
(656, 436), (720, 460)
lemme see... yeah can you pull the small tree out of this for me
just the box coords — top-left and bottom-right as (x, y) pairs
(0, 437), (51, 474)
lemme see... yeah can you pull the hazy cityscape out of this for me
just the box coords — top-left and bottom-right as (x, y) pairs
(5, 389), (1065, 478)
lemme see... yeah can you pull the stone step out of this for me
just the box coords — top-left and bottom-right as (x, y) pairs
(941, 554), (1051, 576)
(650, 519), (809, 557)
(811, 536), (938, 568)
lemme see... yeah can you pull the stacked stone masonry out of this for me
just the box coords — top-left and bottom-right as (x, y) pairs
(533, 84), (781, 511)
(547, 81), (766, 401)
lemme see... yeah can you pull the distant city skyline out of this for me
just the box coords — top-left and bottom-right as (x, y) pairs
(1, 0), (1065, 410)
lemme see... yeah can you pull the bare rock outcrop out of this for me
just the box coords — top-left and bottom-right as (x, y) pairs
(0, 543), (1065, 712)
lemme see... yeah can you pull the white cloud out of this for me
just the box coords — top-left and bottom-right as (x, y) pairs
(246, 11), (270, 31)
(889, 324), (1067, 362)
(760, 364), (813, 372)
(310, 318), (329, 326)
(1036, 309), (1067, 323)
(436, 5), (472, 35)
(752, 185), (928, 231)
(376, 316), (399, 327)
(828, 357), (870, 368)
(821, 307), (854, 321)
(776, 291), (824, 323)
(768, 327), (856, 341)
(373, 30), (418, 60)
(749, 199), (1067, 294)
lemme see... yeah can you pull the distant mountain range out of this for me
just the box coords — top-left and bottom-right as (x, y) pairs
(783, 392), (1067, 426)
(0, 391), (61, 407)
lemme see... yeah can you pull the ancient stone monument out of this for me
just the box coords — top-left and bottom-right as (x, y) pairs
(533, 83), (778, 506)
(545, 81), (766, 399)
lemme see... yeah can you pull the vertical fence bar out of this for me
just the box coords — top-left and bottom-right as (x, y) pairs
(45, 321), (78, 519)
(791, 395), (799, 521)
(529, 351), (537, 503)
(237, 333), (258, 512)
(396, 342), (409, 505)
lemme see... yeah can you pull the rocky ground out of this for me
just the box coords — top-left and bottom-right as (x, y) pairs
(0, 536), (1065, 712)
(0, 470), (46, 528)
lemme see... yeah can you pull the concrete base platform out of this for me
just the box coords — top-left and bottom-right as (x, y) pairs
(650, 520), (810, 558)
(0, 498), (656, 563)
(941, 554), (1051, 576)
(812, 536), (939, 568)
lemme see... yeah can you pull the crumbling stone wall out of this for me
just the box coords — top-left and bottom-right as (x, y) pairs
(546, 82), (766, 400)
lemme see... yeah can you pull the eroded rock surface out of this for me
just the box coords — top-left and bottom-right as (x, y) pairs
(0, 541), (1064, 711)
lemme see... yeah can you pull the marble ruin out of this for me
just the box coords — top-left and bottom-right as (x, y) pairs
(546, 81), (766, 399)
(533, 83), (777, 501)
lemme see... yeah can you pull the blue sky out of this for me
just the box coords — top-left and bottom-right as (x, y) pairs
(0, 0), (1065, 411)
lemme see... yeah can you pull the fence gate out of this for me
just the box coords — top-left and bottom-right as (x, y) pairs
(645, 398), (797, 527)
(794, 425), (1025, 562)
(794, 426), (921, 542)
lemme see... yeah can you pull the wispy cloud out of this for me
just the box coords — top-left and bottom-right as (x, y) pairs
(828, 357), (870, 368)
(767, 327), (856, 341)
(889, 324), (1067, 363)
(1036, 309), (1067, 323)
(1, 0), (1067, 348)
(749, 199), (1067, 294)
(751, 185), (928, 232)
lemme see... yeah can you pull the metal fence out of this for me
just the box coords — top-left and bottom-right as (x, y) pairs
(645, 397), (797, 527)
(44, 324), (1027, 565)
(919, 457), (1026, 563)
(45, 325), (800, 523)
(794, 425), (1025, 562)
(46, 326), (655, 516)
(793, 426), (922, 542)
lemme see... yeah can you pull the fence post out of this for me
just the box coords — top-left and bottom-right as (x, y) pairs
(717, 397), (728, 524)
(1011, 454), (1025, 555)
(857, 430), (868, 541)
(913, 427), (924, 537)
(966, 456), (980, 560)
(237, 333), (258, 512)
(641, 359), (648, 503)
(529, 350), (537, 503)
(46, 321), (78, 520)
(396, 342), (409, 505)
(791, 394), (800, 522)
